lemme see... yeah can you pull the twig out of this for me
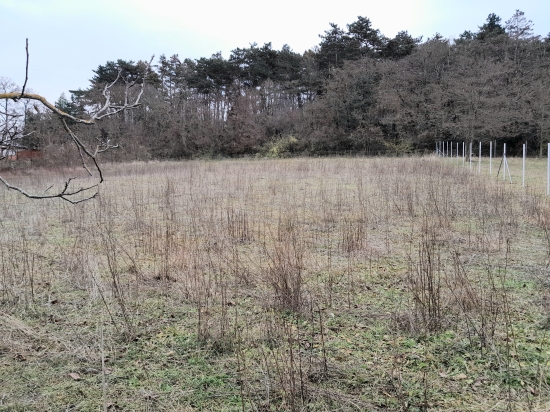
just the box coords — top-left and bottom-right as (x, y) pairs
(15, 38), (29, 102)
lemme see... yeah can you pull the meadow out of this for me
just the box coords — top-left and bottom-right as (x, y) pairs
(0, 156), (549, 411)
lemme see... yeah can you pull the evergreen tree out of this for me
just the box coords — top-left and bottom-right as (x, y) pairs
(456, 30), (475, 45)
(316, 23), (360, 72)
(347, 16), (383, 56)
(380, 31), (421, 59)
(476, 13), (506, 41)
(55, 93), (79, 118)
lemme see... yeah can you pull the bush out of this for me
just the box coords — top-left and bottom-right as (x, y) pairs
(263, 135), (301, 158)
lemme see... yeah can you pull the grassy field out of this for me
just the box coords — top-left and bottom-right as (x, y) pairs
(1, 156), (550, 411)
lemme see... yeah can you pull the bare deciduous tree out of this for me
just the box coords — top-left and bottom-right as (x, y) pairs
(0, 40), (151, 203)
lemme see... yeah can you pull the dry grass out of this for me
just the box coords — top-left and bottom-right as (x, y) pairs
(1, 156), (550, 411)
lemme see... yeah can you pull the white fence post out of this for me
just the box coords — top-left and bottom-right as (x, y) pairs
(503, 143), (508, 182)
(489, 140), (493, 175)
(547, 143), (550, 195)
(469, 142), (473, 170)
(522, 143), (526, 187)
(478, 141), (481, 174)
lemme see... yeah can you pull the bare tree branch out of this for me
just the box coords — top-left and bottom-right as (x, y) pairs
(0, 175), (99, 204)
(0, 110), (23, 117)
(15, 39), (30, 101)
(0, 41), (152, 203)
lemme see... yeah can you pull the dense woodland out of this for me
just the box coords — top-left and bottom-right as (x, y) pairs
(19, 11), (550, 159)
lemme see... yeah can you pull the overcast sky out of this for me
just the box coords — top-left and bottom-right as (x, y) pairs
(1, 0), (549, 103)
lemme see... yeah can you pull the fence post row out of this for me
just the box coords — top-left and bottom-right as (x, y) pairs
(436, 140), (550, 195)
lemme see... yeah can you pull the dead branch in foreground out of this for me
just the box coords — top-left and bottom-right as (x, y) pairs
(0, 40), (152, 203)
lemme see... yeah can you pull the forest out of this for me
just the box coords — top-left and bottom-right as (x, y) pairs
(18, 10), (550, 160)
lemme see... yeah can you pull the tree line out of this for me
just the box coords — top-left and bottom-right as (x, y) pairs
(21, 10), (550, 160)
